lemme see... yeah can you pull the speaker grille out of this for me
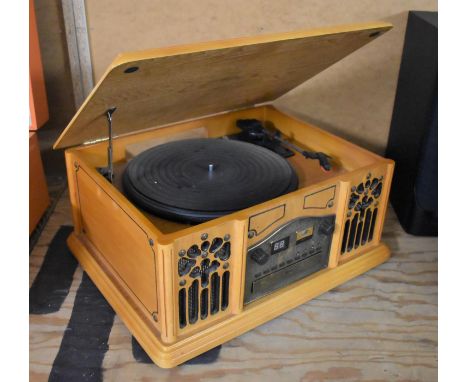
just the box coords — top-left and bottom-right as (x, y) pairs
(221, 271), (230, 311)
(210, 273), (220, 315)
(178, 288), (187, 329)
(341, 174), (383, 256)
(177, 235), (231, 329)
(188, 280), (199, 324)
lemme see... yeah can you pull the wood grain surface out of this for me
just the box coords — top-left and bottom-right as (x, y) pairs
(82, 1), (437, 155)
(53, 22), (391, 149)
(29, 191), (437, 381)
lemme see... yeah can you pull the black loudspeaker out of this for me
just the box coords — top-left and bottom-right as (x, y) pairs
(386, 11), (437, 236)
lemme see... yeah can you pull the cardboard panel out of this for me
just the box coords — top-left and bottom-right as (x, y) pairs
(29, 133), (49, 234)
(29, 0), (49, 130)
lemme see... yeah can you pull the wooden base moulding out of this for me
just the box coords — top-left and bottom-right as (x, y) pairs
(68, 232), (390, 368)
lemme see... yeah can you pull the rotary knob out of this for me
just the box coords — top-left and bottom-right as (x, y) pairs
(250, 248), (269, 265)
(319, 220), (335, 236)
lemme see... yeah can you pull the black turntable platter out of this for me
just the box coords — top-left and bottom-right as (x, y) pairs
(122, 138), (298, 223)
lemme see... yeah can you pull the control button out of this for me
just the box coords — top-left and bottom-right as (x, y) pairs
(250, 248), (269, 265)
(279, 262), (285, 267)
(187, 244), (201, 259)
(263, 270), (269, 275)
(354, 202), (362, 212)
(271, 265), (278, 271)
(216, 242), (231, 261)
(356, 183), (364, 194)
(286, 259), (293, 264)
(254, 272), (261, 278)
(370, 178), (379, 189)
(319, 220), (335, 236)
(365, 180), (371, 188)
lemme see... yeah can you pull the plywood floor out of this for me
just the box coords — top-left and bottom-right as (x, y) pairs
(29, 191), (437, 382)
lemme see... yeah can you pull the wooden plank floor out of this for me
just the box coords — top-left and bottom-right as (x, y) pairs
(29, 191), (437, 381)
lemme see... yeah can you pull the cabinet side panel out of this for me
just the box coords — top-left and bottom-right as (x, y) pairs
(76, 167), (158, 314)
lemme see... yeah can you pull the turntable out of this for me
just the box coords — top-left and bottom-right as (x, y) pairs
(54, 21), (394, 368)
(122, 137), (299, 223)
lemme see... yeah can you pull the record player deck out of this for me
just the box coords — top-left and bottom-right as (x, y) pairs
(122, 136), (299, 223)
(54, 21), (394, 367)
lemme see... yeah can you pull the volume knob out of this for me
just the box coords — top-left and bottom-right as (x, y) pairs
(250, 248), (269, 265)
(319, 220), (335, 236)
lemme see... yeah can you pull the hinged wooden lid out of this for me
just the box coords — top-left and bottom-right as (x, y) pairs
(54, 21), (391, 149)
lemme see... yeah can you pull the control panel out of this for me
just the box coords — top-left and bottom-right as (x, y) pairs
(244, 215), (335, 304)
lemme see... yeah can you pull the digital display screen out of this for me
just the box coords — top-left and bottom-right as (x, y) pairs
(271, 237), (290, 255)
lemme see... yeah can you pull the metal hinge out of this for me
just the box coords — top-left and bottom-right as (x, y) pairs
(98, 107), (117, 182)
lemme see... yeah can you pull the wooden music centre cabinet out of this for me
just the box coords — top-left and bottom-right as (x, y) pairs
(54, 21), (394, 368)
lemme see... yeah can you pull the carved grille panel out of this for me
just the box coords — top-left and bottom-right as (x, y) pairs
(341, 173), (384, 256)
(177, 235), (231, 329)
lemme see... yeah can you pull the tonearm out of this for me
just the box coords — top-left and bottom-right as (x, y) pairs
(236, 119), (332, 171)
